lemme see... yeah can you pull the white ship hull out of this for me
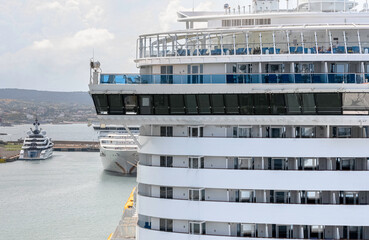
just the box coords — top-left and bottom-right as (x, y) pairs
(19, 148), (53, 160)
(100, 148), (137, 174)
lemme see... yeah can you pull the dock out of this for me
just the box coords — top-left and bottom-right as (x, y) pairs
(53, 141), (99, 152)
(109, 187), (137, 240)
(0, 141), (100, 163)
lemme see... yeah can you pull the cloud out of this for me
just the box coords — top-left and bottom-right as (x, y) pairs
(31, 39), (54, 49)
(61, 28), (115, 49)
(0, 0), (233, 91)
(30, 28), (115, 51)
(36, 1), (64, 11)
(159, 0), (215, 31)
(159, 0), (182, 31)
(84, 6), (104, 23)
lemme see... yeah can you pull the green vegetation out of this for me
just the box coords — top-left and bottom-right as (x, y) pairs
(4, 143), (22, 151)
(0, 159), (6, 163)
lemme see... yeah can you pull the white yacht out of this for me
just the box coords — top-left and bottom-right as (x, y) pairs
(90, 0), (369, 239)
(94, 125), (139, 174)
(19, 119), (53, 160)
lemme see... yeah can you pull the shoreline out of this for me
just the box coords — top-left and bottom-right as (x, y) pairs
(0, 122), (91, 127)
(0, 141), (99, 163)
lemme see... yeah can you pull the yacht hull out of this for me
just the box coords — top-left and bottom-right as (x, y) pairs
(19, 148), (53, 160)
(100, 148), (137, 174)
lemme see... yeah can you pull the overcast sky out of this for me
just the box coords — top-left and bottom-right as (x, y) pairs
(0, 0), (366, 91)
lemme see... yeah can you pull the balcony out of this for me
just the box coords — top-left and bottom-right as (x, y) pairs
(137, 224), (369, 240)
(136, 28), (369, 61)
(97, 73), (367, 85)
(139, 183), (369, 205)
(137, 195), (369, 226)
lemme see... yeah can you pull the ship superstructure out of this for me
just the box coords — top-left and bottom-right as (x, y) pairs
(19, 119), (53, 160)
(90, 0), (369, 239)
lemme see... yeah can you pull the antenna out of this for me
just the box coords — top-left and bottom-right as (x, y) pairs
(192, 0), (195, 12)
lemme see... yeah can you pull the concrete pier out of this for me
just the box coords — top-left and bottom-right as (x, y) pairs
(53, 141), (99, 152)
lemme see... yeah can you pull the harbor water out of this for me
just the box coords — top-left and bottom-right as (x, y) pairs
(0, 123), (98, 142)
(0, 152), (136, 240)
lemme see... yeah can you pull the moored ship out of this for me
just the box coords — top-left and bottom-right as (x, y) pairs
(19, 119), (53, 160)
(94, 125), (139, 174)
(90, 0), (369, 239)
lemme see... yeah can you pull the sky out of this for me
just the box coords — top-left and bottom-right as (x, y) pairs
(0, 0), (366, 91)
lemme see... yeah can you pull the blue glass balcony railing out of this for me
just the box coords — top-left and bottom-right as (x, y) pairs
(99, 73), (368, 84)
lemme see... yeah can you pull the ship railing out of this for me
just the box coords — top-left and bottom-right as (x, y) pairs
(136, 28), (369, 59)
(138, 162), (369, 172)
(137, 190), (369, 205)
(99, 73), (368, 85)
(101, 145), (137, 149)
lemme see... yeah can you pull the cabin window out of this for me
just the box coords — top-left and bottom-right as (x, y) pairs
(160, 156), (173, 167)
(160, 219), (173, 232)
(197, 95), (211, 114)
(124, 95), (138, 114)
(301, 94), (316, 114)
(239, 95), (254, 114)
(154, 95), (169, 114)
(224, 94), (239, 114)
(270, 94), (286, 114)
(189, 222), (206, 235)
(169, 95), (185, 114)
(296, 127), (315, 138)
(160, 126), (173, 137)
(333, 127), (351, 138)
(285, 94), (301, 114)
(238, 158), (254, 169)
(184, 95), (198, 114)
(239, 190), (254, 202)
(254, 94), (270, 114)
(189, 188), (205, 201)
(107, 95), (124, 114)
(211, 94), (225, 114)
(315, 93), (342, 114)
(160, 187), (173, 199)
(92, 94), (108, 114)
(239, 224), (256, 237)
(189, 157), (204, 169)
(300, 158), (319, 170)
(139, 95), (153, 115)
(188, 126), (203, 137)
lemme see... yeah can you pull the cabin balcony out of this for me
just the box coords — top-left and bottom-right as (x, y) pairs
(91, 73), (368, 85)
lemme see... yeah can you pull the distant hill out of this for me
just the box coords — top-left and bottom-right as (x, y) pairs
(0, 89), (93, 106)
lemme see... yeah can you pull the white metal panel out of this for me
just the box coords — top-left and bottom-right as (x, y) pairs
(205, 189), (228, 202)
(97, 115), (369, 127)
(90, 82), (369, 94)
(137, 164), (369, 191)
(138, 136), (369, 158)
(173, 220), (188, 233)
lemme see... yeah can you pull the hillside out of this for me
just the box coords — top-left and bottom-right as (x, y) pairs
(0, 89), (97, 124)
(0, 89), (93, 105)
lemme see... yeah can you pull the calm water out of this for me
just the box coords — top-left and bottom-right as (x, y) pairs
(0, 123), (98, 142)
(0, 152), (136, 240)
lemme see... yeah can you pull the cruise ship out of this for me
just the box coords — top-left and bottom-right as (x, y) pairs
(90, 0), (369, 239)
(94, 125), (139, 174)
(19, 119), (53, 160)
